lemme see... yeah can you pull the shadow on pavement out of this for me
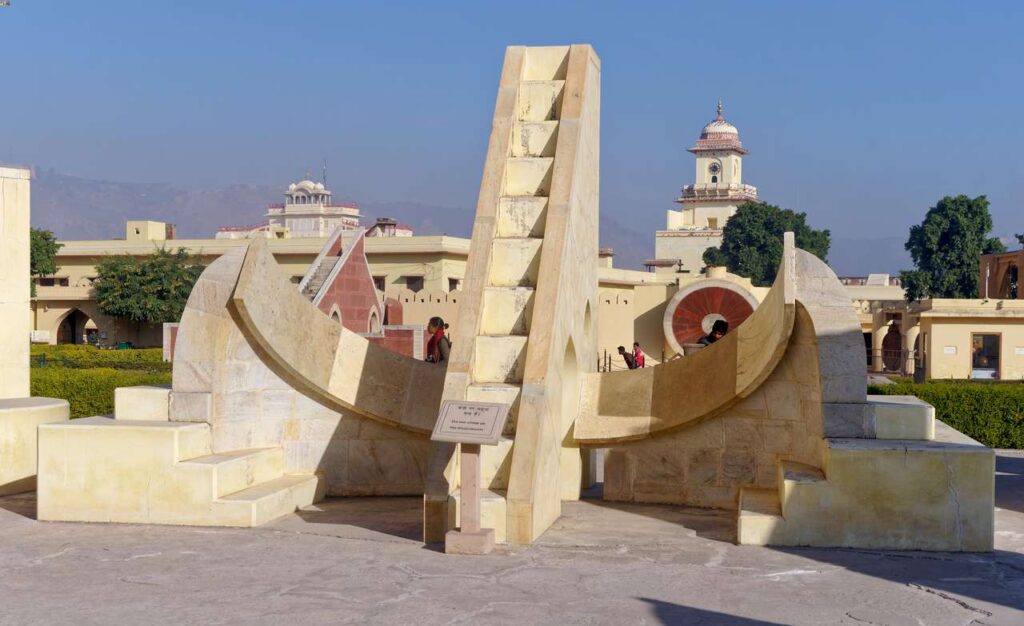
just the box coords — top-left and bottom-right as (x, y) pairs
(638, 597), (785, 625)
(0, 491), (37, 520)
(293, 496), (422, 542)
(772, 546), (1024, 615)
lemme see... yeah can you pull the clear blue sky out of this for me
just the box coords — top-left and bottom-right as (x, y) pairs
(3, 0), (1022, 240)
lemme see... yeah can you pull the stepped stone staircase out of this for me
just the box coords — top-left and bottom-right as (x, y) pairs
(426, 44), (600, 545)
(447, 59), (563, 543)
(301, 256), (340, 300)
(37, 387), (322, 527)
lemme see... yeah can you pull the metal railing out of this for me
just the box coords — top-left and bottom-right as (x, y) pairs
(865, 348), (921, 378)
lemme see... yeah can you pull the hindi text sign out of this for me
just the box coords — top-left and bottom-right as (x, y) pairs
(431, 400), (508, 445)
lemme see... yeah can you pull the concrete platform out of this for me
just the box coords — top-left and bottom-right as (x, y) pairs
(1, 451), (1022, 624)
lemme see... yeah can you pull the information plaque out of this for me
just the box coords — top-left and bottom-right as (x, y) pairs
(431, 400), (509, 445)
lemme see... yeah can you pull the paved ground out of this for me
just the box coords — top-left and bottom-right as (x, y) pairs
(2, 452), (1023, 625)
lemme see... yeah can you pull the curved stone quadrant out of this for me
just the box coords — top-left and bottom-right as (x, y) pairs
(170, 242), (439, 494)
(579, 235), (993, 551)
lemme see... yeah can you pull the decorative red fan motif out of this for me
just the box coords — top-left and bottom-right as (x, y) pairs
(670, 286), (755, 345)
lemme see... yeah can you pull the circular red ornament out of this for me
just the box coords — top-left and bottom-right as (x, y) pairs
(663, 282), (758, 354)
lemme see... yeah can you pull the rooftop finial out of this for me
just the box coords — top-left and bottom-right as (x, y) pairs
(716, 97), (724, 120)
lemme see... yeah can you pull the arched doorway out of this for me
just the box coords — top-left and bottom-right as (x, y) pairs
(56, 309), (95, 345)
(881, 324), (902, 372)
(560, 338), (582, 500)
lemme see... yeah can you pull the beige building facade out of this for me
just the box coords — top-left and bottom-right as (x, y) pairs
(848, 275), (1024, 381)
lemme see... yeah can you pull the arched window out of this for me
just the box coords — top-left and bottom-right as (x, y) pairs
(711, 175), (718, 183)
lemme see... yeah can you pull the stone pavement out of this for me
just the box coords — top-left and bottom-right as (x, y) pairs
(1, 452), (1022, 625)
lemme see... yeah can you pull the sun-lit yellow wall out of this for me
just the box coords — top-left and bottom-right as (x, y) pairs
(920, 305), (1024, 381)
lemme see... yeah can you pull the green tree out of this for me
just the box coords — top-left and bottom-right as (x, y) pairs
(899, 195), (1005, 301)
(30, 228), (63, 296)
(1016, 233), (1024, 249)
(702, 202), (830, 286)
(93, 248), (204, 326)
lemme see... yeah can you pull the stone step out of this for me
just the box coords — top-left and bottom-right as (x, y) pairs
(488, 238), (542, 288)
(736, 487), (783, 546)
(518, 80), (565, 122)
(213, 474), (323, 527)
(473, 336), (528, 384)
(178, 447), (285, 499)
(466, 383), (522, 437)
(867, 395), (935, 440)
(523, 47), (570, 81)
(496, 197), (547, 238)
(480, 287), (535, 336)
(504, 157), (553, 197)
(0, 397), (69, 496)
(778, 460), (826, 513)
(479, 439), (515, 491)
(449, 488), (508, 544)
(40, 416), (211, 465)
(114, 385), (170, 421)
(511, 121), (559, 157)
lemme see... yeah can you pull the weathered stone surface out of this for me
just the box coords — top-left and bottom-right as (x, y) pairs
(822, 402), (873, 438)
(0, 398), (69, 495)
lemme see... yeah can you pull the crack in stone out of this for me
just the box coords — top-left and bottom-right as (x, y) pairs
(946, 461), (964, 549)
(907, 583), (993, 617)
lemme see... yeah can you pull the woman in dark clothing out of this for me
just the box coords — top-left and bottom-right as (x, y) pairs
(426, 316), (451, 364)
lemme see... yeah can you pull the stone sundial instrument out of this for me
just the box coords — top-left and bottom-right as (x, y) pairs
(26, 45), (995, 554)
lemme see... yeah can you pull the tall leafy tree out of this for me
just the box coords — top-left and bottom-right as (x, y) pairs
(702, 202), (830, 286)
(93, 248), (204, 325)
(899, 195), (1005, 301)
(30, 228), (63, 296)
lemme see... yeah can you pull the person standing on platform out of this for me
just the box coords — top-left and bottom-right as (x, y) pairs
(633, 342), (645, 368)
(617, 345), (637, 370)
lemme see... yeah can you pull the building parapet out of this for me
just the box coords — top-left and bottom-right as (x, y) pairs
(677, 183), (758, 204)
(914, 298), (1024, 318)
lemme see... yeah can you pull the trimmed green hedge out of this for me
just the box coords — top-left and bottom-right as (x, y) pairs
(869, 381), (1024, 449)
(30, 345), (169, 372)
(31, 367), (172, 419)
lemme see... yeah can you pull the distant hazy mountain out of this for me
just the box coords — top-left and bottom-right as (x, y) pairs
(28, 167), (653, 269)
(29, 167), (924, 275)
(828, 237), (913, 277)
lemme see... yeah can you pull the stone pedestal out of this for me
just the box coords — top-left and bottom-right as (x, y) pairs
(445, 443), (495, 555)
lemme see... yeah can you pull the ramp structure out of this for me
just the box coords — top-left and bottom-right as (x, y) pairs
(32, 44), (993, 552)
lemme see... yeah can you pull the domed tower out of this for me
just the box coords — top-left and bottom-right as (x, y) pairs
(266, 177), (362, 238)
(652, 100), (758, 274)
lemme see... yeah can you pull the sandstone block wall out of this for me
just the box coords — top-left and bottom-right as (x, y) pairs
(604, 304), (823, 508)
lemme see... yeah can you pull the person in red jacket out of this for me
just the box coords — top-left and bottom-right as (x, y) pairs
(633, 342), (645, 368)
(426, 316), (451, 364)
